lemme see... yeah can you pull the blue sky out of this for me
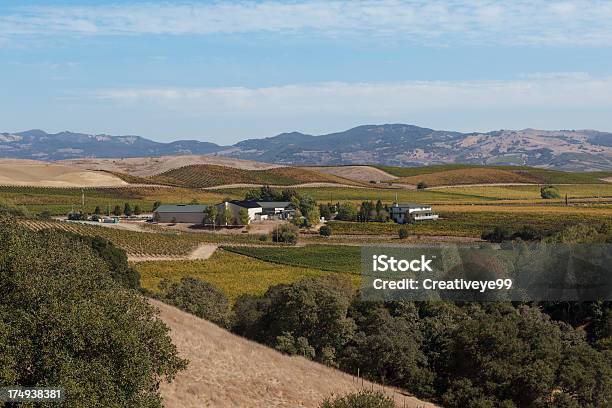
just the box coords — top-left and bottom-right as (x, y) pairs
(1, 1), (612, 144)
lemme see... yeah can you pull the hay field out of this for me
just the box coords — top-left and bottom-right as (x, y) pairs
(0, 160), (127, 187)
(154, 299), (436, 408)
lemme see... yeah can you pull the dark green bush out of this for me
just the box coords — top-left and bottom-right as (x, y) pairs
(398, 227), (409, 239)
(159, 277), (230, 328)
(271, 223), (299, 244)
(319, 225), (332, 236)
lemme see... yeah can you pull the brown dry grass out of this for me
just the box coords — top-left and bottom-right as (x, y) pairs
(304, 166), (398, 182)
(0, 160), (127, 187)
(394, 168), (538, 187)
(61, 155), (282, 176)
(154, 299), (437, 408)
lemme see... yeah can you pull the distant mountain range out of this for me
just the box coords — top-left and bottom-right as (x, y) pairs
(2, 125), (612, 171)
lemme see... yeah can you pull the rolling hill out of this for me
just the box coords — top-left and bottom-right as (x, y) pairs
(228, 125), (612, 171)
(0, 159), (128, 187)
(3, 124), (612, 170)
(377, 165), (612, 187)
(147, 164), (365, 188)
(154, 299), (436, 408)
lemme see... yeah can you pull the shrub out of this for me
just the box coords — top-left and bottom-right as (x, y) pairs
(258, 234), (268, 242)
(481, 225), (512, 243)
(38, 210), (52, 219)
(0, 223), (187, 406)
(159, 277), (230, 328)
(320, 390), (396, 408)
(271, 223), (299, 245)
(541, 185), (561, 199)
(319, 225), (332, 237)
(417, 181), (428, 190)
(398, 227), (409, 239)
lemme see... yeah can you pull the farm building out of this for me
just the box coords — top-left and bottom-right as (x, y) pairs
(154, 204), (208, 223)
(216, 200), (294, 224)
(389, 203), (438, 224)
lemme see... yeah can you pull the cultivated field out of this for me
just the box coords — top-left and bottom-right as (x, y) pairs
(155, 299), (436, 408)
(17, 219), (262, 257)
(150, 164), (365, 188)
(224, 245), (361, 274)
(376, 164), (612, 184)
(135, 250), (355, 302)
(0, 185), (231, 215)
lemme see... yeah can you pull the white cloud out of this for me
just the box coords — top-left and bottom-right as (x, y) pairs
(1, 1), (612, 46)
(92, 75), (612, 119)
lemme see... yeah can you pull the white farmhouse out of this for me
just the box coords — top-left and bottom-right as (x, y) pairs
(389, 203), (438, 224)
(216, 200), (295, 224)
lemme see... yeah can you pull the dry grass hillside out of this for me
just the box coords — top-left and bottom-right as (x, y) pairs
(154, 300), (437, 408)
(0, 160), (128, 187)
(304, 166), (398, 182)
(149, 164), (365, 188)
(62, 155), (282, 176)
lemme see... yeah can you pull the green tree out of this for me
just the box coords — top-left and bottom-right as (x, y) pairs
(398, 227), (409, 239)
(336, 203), (358, 221)
(204, 205), (218, 227)
(159, 277), (230, 328)
(112, 205), (122, 216)
(541, 185), (561, 199)
(0, 222), (187, 407)
(94, 205), (102, 215)
(239, 208), (250, 225)
(152, 201), (162, 210)
(238, 277), (355, 364)
(124, 203), (133, 216)
(222, 208), (232, 225)
(133, 204), (142, 215)
(319, 203), (333, 220)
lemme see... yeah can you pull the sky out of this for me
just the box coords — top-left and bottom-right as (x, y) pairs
(1, 0), (612, 144)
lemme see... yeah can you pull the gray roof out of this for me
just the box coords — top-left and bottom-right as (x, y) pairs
(155, 204), (209, 213)
(228, 200), (261, 209)
(392, 203), (430, 209)
(256, 201), (292, 208)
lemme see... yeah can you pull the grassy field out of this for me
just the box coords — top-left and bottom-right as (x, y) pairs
(149, 164), (364, 188)
(224, 245), (361, 274)
(134, 250), (355, 302)
(0, 185), (233, 215)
